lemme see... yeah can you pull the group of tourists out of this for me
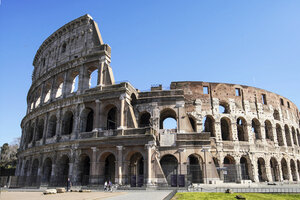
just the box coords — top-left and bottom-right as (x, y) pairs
(104, 180), (113, 192)
(66, 178), (114, 192)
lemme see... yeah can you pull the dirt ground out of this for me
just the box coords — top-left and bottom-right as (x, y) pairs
(0, 191), (126, 200)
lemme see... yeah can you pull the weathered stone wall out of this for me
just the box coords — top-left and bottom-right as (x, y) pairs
(17, 14), (300, 188)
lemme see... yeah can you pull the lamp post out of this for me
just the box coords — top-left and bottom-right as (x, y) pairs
(201, 146), (210, 184)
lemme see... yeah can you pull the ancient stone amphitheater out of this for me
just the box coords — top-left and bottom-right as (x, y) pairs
(16, 14), (300, 188)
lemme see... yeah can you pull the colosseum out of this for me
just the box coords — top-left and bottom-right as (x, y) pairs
(15, 14), (300, 188)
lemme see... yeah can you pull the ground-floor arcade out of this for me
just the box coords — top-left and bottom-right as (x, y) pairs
(15, 143), (300, 188)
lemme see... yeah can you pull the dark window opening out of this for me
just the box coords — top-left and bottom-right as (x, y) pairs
(262, 94), (267, 105)
(221, 118), (231, 141)
(280, 98), (284, 106)
(139, 112), (151, 127)
(189, 117), (196, 132)
(287, 101), (290, 108)
(62, 43), (67, 53)
(107, 107), (117, 130)
(62, 111), (73, 135)
(203, 116), (215, 137)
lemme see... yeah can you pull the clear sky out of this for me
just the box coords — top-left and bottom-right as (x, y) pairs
(0, 0), (300, 146)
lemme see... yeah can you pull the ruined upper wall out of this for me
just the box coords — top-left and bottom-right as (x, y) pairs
(32, 14), (106, 82)
(170, 81), (300, 123)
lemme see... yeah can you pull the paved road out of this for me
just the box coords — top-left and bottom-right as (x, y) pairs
(104, 191), (171, 200)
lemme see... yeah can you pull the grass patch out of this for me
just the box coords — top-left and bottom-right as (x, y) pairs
(173, 192), (300, 200)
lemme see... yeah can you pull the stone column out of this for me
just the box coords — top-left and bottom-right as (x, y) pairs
(287, 159), (293, 182)
(77, 64), (84, 93)
(56, 108), (62, 139)
(43, 113), (49, 144)
(116, 146), (123, 184)
(277, 161), (283, 182)
(265, 158), (272, 182)
(118, 94), (126, 130)
(145, 144), (154, 186)
(90, 147), (98, 184)
(251, 157), (259, 183)
(62, 71), (68, 98)
(98, 62), (104, 86)
(94, 100), (101, 130)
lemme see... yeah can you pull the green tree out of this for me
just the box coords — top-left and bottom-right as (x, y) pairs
(0, 139), (19, 169)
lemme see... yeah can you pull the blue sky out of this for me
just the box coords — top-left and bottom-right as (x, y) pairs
(0, 0), (300, 146)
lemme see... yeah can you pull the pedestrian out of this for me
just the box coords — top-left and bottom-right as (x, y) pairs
(108, 180), (112, 192)
(67, 178), (72, 192)
(104, 181), (107, 191)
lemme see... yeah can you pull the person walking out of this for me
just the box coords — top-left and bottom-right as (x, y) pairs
(67, 178), (72, 192)
(104, 181), (107, 191)
(108, 180), (112, 192)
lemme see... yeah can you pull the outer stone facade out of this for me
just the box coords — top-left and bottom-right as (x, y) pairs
(17, 14), (300, 188)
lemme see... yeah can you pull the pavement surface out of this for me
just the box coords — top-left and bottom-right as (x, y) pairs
(0, 191), (171, 200)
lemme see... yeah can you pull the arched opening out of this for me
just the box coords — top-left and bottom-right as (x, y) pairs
(78, 154), (90, 186)
(131, 94), (137, 107)
(31, 159), (39, 186)
(160, 155), (178, 186)
(139, 112), (151, 128)
(297, 160), (300, 180)
(36, 119), (44, 141)
(189, 116), (197, 132)
(55, 82), (63, 98)
(292, 127), (297, 146)
(281, 158), (289, 180)
(297, 129), (300, 147)
(290, 159), (297, 181)
(62, 111), (73, 135)
(89, 68), (98, 88)
(104, 154), (116, 183)
(276, 124), (284, 146)
(273, 110), (280, 120)
(44, 89), (51, 103)
(187, 154), (203, 183)
(107, 107), (117, 130)
(71, 75), (79, 93)
(219, 102), (230, 114)
(160, 108), (177, 130)
(129, 152), (144, 187)
(42, 158), (52, 184)
(221, 117), (231, 141)
(252, 118), (261, 140)
(240, 157), (250, 180)
(203, 115), (215, 137)
(237, 117), (248, 141)
(35, 90), (41, 107)
(61, 43), (67, 53)
(57, 155), (70, 186)
(80, 108), (94, 132)
(270, 157), (279, 182)
(24, 161), (29, 177)
(265, 120), (273, 141)
(26, 123), (34, 144)
(257, 158), (267, 182)
(223, 155), (236, 183)
(284, 125), (292, 146)
(47, 115), (57, 138)
(27, 123), (34, 144)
